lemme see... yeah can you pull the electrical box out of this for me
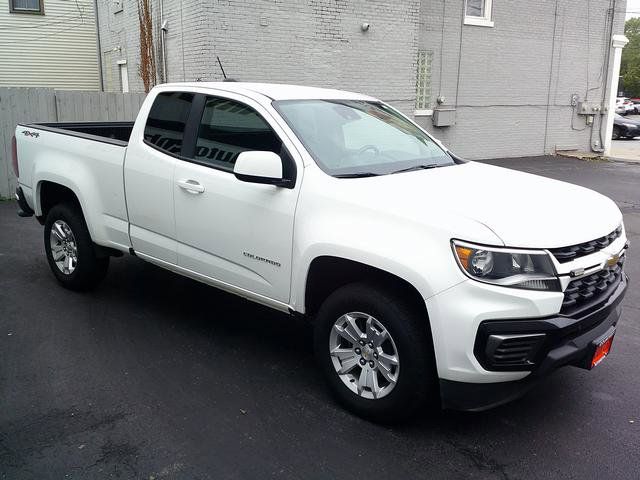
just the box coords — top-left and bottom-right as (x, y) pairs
(577, 102), (602, 115)
(432, 108), (456, 127)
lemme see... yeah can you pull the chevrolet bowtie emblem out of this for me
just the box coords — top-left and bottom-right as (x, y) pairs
(606, 254), (620, 267)
(569, 268), (585, 277)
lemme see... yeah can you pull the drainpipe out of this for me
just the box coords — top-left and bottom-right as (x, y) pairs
(159, 0), (168, 83)
(94, 0), (104, 91)
(602, 34), (629, 156)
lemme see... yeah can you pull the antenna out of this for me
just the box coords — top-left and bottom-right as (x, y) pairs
(217, 56), (227, 80)
(216, 56), (238, 82)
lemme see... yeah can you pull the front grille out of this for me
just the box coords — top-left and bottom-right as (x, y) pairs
(550, 226), (622, 263)
(561, 255), (625, 316)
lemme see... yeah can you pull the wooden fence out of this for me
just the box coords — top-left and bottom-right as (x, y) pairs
(0, 88), (146, 198)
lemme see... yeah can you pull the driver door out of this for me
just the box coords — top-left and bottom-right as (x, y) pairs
(173, 93), (301, 304)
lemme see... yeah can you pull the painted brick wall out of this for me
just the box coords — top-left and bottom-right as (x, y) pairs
(96, 0), (626, 159)
(418, 0), (627, 158)
(97, 0), (419, 106)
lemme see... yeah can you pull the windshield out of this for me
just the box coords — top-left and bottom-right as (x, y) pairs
(273, 100), (455, 177)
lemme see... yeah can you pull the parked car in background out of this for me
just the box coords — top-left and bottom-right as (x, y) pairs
(616, 97), (636, 115)
(631, 99), (640, 114)
(613, 114), (640, 139)
(12, 82), (629, 421)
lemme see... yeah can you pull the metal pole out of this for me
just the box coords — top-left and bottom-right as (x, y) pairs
(160, 0), (168, 83)
(93, 0), (104, 91)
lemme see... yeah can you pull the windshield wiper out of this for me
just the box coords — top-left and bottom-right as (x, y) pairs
(334, 172), (381, 178)
(391, 164), (441, 175)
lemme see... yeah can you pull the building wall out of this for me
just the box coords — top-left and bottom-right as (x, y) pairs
(418, 0), (627, 158)
(0, 0), (100, 89)
(97, 0), (419, 107)
(96, 0), (626, 159)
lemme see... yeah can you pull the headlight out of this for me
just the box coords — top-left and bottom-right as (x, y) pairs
(452, 240), (560, 291)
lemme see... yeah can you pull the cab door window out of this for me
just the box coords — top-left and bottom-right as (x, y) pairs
(194, 97), (285, 172)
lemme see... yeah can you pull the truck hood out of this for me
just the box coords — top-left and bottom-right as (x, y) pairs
(343, 161), (622, 249)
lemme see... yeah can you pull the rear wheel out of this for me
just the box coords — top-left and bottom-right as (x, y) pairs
(313, 282), (436, 422)
(44, 203), (109, 291)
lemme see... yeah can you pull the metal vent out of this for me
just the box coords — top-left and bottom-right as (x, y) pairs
(550, 226), (622, 263)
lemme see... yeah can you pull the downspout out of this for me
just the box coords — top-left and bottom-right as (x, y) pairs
(543, 1), (559, 155)
(94, 0), (104, 91)
(159, 0), (168, 83)
(592, 0), (615, 153)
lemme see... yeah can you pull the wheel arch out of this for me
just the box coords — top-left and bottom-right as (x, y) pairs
(37, 180), (82, 221)
(303, 256), (429, 323)
(35, 178), (101, 243)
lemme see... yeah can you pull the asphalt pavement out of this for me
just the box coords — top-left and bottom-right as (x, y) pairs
(611, 113), (640, 162)
(1, 156), (639, 479)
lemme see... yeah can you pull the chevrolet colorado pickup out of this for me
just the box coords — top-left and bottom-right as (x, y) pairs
(13, 83), (628, 421)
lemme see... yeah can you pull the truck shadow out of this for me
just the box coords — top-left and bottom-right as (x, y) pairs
(98, 254), (589, 431)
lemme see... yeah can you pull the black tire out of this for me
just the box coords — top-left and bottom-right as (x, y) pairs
(44, 203), (109, 291)
(612, 126), (621, 140)
(313, 282), (437, 423)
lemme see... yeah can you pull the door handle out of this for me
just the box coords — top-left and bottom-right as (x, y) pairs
(177, 179), (205, 194)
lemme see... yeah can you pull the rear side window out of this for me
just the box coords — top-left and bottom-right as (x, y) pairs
(194, 97), (284, 171)
(144, 91), (194, 156)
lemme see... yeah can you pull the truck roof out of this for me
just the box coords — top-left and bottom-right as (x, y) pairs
(159, 82), (378, 102)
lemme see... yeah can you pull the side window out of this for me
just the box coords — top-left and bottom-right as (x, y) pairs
(144, 91), (194, 156)
(464, 0), (493, 27)
(194, 97), (284, 171)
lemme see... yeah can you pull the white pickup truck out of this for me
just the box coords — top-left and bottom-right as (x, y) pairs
(13, 83), (628, 421)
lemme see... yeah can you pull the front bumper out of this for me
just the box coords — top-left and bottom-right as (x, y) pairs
(440, 273), (627, 411)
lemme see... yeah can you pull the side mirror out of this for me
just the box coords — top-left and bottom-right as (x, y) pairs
(233, 151), (291, 187)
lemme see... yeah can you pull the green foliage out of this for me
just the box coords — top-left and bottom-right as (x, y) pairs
(622, 18), (640, 97)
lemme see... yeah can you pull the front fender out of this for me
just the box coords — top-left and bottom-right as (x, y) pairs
(290, 216), (500, 315)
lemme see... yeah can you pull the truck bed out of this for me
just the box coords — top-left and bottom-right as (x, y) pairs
(26, 121), (134, 145)
(15, 121), (132, 252)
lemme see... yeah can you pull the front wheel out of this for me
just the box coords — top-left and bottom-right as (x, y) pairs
(313, 282), (437, 422)
(44, 203), (109, 291)
(612, 126), (621, 140)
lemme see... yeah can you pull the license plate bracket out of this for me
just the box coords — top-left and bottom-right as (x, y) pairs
(589, 327), (616, 369)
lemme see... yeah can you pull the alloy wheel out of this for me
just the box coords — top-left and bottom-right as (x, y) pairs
(329, 312), (400, 399)
(49, 220), (78, 274)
